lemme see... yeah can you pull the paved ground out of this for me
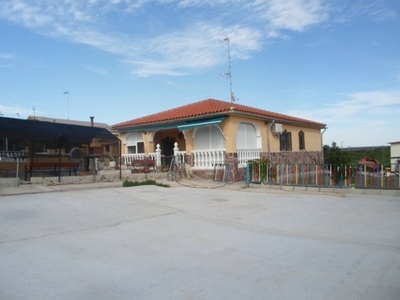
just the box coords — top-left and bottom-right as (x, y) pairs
(0, 181), (399, 300)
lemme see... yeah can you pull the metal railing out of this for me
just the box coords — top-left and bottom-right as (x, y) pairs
(247, 162), (400, 189)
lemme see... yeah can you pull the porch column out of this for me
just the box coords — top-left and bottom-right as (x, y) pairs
(156, 144), (161, 169)
(173, 142), (179, 164)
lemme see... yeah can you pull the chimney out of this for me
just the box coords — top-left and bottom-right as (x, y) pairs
(90, 116), (94, 127)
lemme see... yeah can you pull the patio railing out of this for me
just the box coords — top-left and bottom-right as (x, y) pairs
(237, 148), (261, 167)
(247, 162), (400, 189)
(192, 149), (225, 169)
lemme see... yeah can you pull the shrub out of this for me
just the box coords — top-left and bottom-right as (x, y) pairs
(123, 179), (170, 188)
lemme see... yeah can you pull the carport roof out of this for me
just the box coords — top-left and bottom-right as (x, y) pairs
(0, 117), (119, 144)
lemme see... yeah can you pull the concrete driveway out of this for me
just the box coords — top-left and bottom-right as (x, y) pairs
(0, 185), (399, 300)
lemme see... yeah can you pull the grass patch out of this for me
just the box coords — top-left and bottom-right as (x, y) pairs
(123, 179), (170, 188)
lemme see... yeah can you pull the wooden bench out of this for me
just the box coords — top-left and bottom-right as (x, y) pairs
(130, 159), (156, 171)
(25, 162), (79, 180)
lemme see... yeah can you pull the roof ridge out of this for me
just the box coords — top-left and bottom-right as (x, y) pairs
(112, 98), (326, 128)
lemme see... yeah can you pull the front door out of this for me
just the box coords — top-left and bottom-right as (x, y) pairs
(162, 138), (175, 165)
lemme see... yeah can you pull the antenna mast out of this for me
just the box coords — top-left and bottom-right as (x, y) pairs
(223, 37), (236, 103)
(63, 91), (70, 120)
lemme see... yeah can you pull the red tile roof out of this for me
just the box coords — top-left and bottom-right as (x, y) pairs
(112, 98), (326, 128)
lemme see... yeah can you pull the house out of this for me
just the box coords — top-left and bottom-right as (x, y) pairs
(112, 98), (326, 180)
(389, 141), (400, 173)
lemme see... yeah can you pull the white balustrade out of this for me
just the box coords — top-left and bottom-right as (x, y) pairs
(237, 148), (261, 167)
(121, 153), (146, 165)
(192, 149), (225, 169)
(173, 143), (186, 164)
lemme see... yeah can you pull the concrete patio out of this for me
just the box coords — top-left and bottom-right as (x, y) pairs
(0, 184), (399, 299)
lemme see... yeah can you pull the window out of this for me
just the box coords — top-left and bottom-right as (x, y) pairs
(237, 123), (257, 148)
(299, 130), (305, 150)
(126, 132), (144, 154)
(280, 130), (292, 151)
(104, 145), (110, 152)
(195, 126), (225, 150)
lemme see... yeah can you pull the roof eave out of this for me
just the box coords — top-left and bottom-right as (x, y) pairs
(115, 113), (230, 132)
(228, 110), (326, 129)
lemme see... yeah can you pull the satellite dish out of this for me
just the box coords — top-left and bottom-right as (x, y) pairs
(69, 147), (85, 161)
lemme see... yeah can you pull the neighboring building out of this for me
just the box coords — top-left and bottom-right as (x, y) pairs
(27, 116), (119, 158)
(112, 98), (326, 180)
(389, 141), (400, 172)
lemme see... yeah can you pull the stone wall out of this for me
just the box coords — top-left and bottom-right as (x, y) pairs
(261, 151), (323, 164)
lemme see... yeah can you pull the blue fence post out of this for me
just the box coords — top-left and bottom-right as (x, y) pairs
(226, 164), (231, 183)
(376, 164), (380, 188)
(325, 164), (329, 186)
(358, 164), (363, 188)
(246, 163), (250, 184)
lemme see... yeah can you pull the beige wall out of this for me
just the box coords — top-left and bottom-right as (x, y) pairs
(221, 115), (323, 153)
(279, 124), (322, 152)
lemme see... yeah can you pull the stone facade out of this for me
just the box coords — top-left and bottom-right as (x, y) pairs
(261, 151), (323, 164)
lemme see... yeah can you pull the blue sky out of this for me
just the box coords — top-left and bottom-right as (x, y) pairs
(0, 0), (399, 147)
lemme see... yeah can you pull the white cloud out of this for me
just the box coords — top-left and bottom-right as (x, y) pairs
(85, 65), (108, 75)
(334, 1), (397, 23)
(289, 90), (400, 123)
(165, 81), (185, 89)
(0, 104), (37, 118)
(0, 0), (328, 77)
(287, 90), (400, 146)
(0, 52), (17, 60)
(250, 0), (329, 31)
(124, 23), (263, 77)
(0, 0), (393, 77)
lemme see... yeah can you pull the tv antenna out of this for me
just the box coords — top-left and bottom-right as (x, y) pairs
(222, 37), (237, 103)
(63, 91), (70, 120)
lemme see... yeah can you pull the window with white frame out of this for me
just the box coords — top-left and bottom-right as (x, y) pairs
(126, 132), (144, 154)
(237, 122), (257, 148)
(195, 126), (225, 150)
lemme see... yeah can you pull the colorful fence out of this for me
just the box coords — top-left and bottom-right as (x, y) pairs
(213, 164), (231, 183)
(247, 163), (400, 189)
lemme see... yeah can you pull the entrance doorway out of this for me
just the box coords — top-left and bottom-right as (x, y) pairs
(162, 138), (175, 166)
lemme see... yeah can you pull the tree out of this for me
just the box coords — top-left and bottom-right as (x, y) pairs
(323, 142), (351, 165)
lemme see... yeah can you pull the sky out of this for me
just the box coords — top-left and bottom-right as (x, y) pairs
(0, 0), (399, 147)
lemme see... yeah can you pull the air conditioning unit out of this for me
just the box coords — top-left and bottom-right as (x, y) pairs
(272, 123), (283, 134)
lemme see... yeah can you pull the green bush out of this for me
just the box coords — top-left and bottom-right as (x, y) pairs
(123, 179), (170, 188)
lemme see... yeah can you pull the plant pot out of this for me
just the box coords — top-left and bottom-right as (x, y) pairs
(97, 162), (104, 170)
(109, 161), (116, 168)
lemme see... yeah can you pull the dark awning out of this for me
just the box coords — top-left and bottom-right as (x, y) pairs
(177, 117), (226, 131)
(121, 116), (227, 132)
(0, 117), (119, 145)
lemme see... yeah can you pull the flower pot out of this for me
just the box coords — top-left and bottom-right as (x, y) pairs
(97, 162), (104, 170)
(109, 161), (116, 168)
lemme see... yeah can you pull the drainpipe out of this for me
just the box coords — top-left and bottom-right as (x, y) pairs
(321, 127), (327, 163)
(266, 120), (275, 161)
